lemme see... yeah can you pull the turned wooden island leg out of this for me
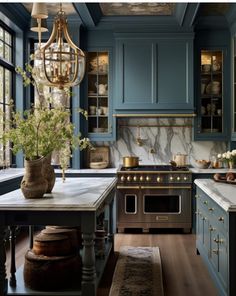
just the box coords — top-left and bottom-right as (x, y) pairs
(81, 212), (96, 296)
(0, 226), (7, 295)
(9, 225), (17, 287)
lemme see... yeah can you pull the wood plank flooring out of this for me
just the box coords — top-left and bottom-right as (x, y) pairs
(6, 232), (218, 296)
(99, 233), (218, 296)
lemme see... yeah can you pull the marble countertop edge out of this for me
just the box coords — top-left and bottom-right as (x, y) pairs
(194, 179), (236, 212)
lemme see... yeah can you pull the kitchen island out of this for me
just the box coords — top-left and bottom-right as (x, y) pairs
(194, 179), (236, 296)
(0, 177), (116, 296)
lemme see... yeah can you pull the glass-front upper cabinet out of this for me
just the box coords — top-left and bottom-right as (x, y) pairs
(87, 51), (109, 136)
(198, 50), (223, 136)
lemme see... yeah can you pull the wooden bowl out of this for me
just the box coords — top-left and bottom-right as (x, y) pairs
(89, 161), (108, 169)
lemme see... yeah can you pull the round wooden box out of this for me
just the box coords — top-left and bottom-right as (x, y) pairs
(24, 250), (81, 291)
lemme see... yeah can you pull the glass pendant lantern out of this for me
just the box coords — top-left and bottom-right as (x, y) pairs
(33, 4), (86, 89)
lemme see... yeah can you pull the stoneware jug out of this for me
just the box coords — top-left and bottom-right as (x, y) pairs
(95, 82), (107, 95)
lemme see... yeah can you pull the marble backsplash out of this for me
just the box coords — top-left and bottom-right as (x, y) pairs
(99, 118), (227, 168)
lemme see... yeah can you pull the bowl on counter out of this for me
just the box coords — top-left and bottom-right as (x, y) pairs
(89, 161), (108, 169)
(195, 160), (211, 169)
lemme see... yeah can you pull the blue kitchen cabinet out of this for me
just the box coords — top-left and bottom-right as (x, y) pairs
(194, 48), (229, 141)
(195, 186), (233, 296)
(114, 33), (194, 112)
(84, 47), (116, 141)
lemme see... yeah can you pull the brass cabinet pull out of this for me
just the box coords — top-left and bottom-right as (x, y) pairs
(212, 249), (219, 255)
(140, 186), (192, 189)
(218, 216), (224, 222)
(213, 238), (219, 243)
(203, 201), (208, 205)
(208, 208), (214, 212)
(209, 227), (215, 231)
(116, 185), (140, 189)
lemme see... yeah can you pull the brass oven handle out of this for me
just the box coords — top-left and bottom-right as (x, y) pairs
(117, 186), (140, 190)
(140, 186), (192, 190)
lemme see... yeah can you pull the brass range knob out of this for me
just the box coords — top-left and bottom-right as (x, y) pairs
(127, 175), (132, 182)
(169, 176), (174, 181)
(133, 176), (137, 181)
(177, 176), (181, 181)
(156, 177), (161, 182)
(146, 176), (150, 181)
(183, 176), (188, 181)
(120, 175), (125, 182)
(140, 176), (144, 181)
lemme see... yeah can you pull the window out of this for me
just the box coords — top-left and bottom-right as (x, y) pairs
(0, 22), (14, 168)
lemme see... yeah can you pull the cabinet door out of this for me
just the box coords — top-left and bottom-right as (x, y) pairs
(115, 36), (194, 111)
(218, 230), (228, 290)
(194, 48), (228, 140)
(232, 37), (236, 140)
(85, 48), (116, 141)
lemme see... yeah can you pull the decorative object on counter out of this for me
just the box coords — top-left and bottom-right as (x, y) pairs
(42, 153), (55, 193)
(21, 157), (48, 199)
(32, 3), (85, 89)
(88, 146), (110, 168)
(217, 150), (236, 169)
(213, 172), (236, 184)
(195, 159), (211, 169)
(172, 153), (188, 167)
(109, 246), (164, 296)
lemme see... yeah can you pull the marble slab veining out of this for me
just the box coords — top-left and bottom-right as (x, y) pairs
(194, 179), (236, 212)
(0, 177), (117, 211)
(98, 117), (227, 168)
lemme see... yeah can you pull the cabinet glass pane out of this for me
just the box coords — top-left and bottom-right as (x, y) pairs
(200, 50), (223, 134)
(87, 52), (109, 134)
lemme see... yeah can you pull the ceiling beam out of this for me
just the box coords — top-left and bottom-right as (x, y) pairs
(73, 3), (102, 28)
(175, 3), (200, 27)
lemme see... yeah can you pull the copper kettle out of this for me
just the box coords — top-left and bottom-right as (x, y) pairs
(172, 153), (188, 167)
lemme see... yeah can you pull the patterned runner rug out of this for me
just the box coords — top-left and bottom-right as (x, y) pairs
(109, 246), (164, 296)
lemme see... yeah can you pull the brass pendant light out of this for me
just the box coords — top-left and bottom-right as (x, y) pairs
(33, 3), (86, 89)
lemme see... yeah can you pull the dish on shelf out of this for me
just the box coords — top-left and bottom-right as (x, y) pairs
(202, 128), (219, 133)
(89, 161), (108, 169)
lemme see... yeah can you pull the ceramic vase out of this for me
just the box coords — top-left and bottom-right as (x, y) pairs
(21, 157), (48, 199)
(42, 153), (56, 193)
(229, 161), (234, 169)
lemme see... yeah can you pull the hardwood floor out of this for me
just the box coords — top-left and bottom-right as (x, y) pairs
(98, 233), (218, 296)
(6, 231), (218, 296)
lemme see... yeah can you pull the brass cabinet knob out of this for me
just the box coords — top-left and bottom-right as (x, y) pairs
(208, 208), (214, 212)
(203, 201), (208, 205)
(218, 216), (224, 222)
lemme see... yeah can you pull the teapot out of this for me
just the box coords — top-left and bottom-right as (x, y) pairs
(95, 82), (107, 95)
(172, 153), (188, 167)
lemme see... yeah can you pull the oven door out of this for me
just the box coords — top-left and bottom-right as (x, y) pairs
(116, 187), (141, 224)
(140, 186), (192, 224)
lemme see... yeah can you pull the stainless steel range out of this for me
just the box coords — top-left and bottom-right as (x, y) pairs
(116, 165), (192, 233)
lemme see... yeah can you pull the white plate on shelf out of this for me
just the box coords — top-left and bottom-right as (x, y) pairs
(202, 128), (219, 133)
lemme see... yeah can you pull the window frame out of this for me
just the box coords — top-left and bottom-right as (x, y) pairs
(0, 20), (15, 169)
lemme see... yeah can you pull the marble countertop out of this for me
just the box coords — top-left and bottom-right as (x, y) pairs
(0, 177), (117, 211)
(190, 168), (236, 174)
(194, 179), (236, 212)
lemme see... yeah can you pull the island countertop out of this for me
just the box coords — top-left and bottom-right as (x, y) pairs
(0, 177), (117, 211)
(194, 178), (236, 212)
